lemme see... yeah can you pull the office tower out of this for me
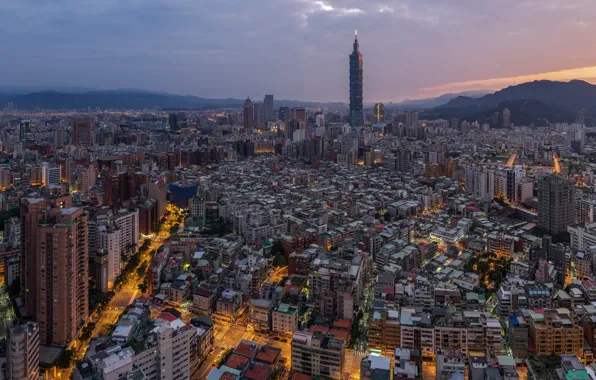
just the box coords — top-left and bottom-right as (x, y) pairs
(21, 188), (88, 346)
(7, 322), (40, 380)
(168, 113), (178, 131)
(279, 106), (290, 121)
(290, 107), (307, 124)
(72, 118), (93, 146)
(243, 97), (254, 130)
(148, 177), (167, 220)
(54, 128), (66, 148)
(264, 94), (274, 121)
(349, 31), (364, 129)
(538, 174), (576, 235)
(253, 102), (265, 129)
(19, 121), (29, 142)
(373, 103), (385, 123)
(503, 108), (511, 128)
(291, 331), (345, 379)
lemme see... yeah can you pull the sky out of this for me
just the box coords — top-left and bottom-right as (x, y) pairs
(2, 0), (596, 102)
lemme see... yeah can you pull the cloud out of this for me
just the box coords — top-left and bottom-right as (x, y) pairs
(0, 0), (596, 102)
(420, 66), (596, 95)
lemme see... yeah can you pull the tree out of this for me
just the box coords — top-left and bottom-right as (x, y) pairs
(56, 348), (75, 368)
(138, 280), (148, 294)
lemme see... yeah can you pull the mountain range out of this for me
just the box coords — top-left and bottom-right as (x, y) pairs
(1, 80), (594, 126)
(420, 80), (596, 126)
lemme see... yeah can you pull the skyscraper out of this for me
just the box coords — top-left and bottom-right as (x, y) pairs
(290, 107), (306, 124)
(72, 118), (93, 146)
(349, 31), (363, 129)
(503, 108), (511, 128)
(538, 174), (576, 235)
(373, 103), (385, 124)
(279, 106), (290, 121)
(253, 102), (265, 129)
(243, 97), (254, 130)
(21, 187), (89, 346)
(264, 94), (274, 121)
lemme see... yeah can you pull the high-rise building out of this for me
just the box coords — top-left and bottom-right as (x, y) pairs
(72, 118), (93, 146)
(53, 128), (66, 148)
(538, 174), (576, 235)
(21, 188), (88, 346)
(253, 102), (265, 129)
(395, 149), (413, 173)
(43, 164), (62, 186)
(290, 107), (307, 124)
(349, 31), (364, 129)
(279, 106), (290, 121)
(264, 94), (274, 121)
(168, 113), (178, 131)
(373, 103), (385, 124)
(148, 177), (167, 221)
(243, 98), (254, 130)
(503, 108), (511, 128)
(7, 322), (40, 380)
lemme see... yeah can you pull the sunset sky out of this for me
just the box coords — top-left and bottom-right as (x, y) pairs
(1, 0), (595, 102)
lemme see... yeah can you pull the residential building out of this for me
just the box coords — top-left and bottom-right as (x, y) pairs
(291, 331), (345, 379)
(7, 322), (40, 380)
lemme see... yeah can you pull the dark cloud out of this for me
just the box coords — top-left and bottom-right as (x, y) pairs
(1, 0), (596, 101)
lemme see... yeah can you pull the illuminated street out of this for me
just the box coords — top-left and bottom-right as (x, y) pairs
(53, 204), (183, 379)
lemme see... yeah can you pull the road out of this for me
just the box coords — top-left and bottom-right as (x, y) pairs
(53, 204), (184, 379)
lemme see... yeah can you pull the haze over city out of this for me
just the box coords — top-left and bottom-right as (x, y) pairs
(2, 0), (596, 101)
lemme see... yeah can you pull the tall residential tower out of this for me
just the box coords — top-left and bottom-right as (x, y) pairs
(349, 31), (363, 129)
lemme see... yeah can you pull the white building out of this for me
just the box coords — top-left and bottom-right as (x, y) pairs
(569, 223), (596, 252)
(272, 303), (298, 336)
(98, 225), (121, 289)
(291, 331), (345, 379)
(114, 209), (140, 254)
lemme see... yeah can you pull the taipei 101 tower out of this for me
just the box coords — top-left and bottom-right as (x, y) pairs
(349, 30), (363, 129)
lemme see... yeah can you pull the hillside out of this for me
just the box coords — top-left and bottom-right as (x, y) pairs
(421, 99), (575, 126)
(441, 80), (596, 113)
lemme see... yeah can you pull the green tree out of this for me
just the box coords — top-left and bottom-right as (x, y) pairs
(56, 349), (75, 368)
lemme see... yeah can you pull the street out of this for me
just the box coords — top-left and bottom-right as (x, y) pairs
(52, 205), (183, 379)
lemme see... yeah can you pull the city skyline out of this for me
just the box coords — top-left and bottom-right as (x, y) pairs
(2, 0), (596, 102)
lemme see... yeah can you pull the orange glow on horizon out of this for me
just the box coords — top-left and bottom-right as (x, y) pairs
(420, 65), (596, 96)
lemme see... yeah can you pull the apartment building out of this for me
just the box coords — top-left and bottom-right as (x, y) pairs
(527, 308), (583, 356)
(291, 331), (345, 379)
(21, 189), (89, 346)
(368, 310), (400, 354)
(272, 303), (298, 336)
(7, 322), (40, 380)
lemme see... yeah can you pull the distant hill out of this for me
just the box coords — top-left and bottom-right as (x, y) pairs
(417, 80), (596, 126)
(422, 99), (575, 126)
(442, 80), (596, 113)
(6, 90), (246, 110)
(390, 90), (490, 109)
(3, 90), (348, 110)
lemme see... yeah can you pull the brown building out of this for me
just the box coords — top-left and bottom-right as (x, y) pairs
(148, 177), (167, 221)
(290, 107), (307, 124)
(244, 98), (254, 130)
(529, 308), (583, 357)
(368, 310), (401, 355)
(72, 118), (93, 147)
(21, 188), (89, 346)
